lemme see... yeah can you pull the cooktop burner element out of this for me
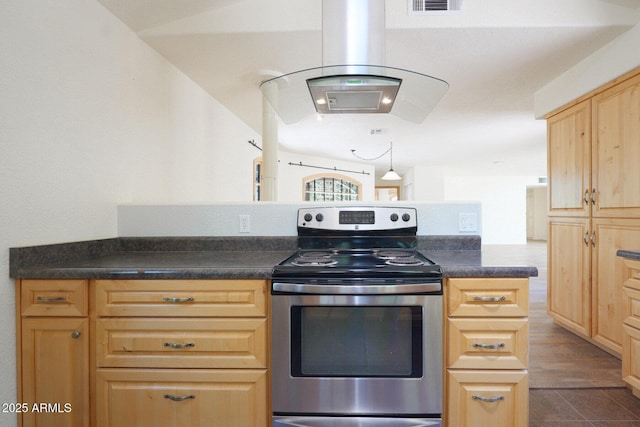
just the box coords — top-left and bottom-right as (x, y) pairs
(291, 252), (338, 267)
(375, 250), (417, 260)
(385, 256), (424, 266)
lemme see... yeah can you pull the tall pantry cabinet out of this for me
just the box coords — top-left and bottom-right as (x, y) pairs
(547, 69), (640, 356)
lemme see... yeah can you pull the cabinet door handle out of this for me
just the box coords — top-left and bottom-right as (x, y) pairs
(164, 394), (195, 402)
(591, 231), (596, 247)
(163, 342), (195, 349)
(591, 188), (597, 205)
(71, 330), (81, 339)
(472, 395), (505, 403)
(162, 296), (194, 303)
(584, 231), (590, 246)
(584, 189), (590, 205)
(36, 296), (67, 303)
(473, 295), (506, 302)
(472, 342), (505, 350)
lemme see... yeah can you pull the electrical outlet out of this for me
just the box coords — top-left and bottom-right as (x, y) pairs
(458, 213), (478, 232)
(239, 214), (251, 233)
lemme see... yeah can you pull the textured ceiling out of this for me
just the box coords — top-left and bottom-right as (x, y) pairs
(96, 0), (640, 176)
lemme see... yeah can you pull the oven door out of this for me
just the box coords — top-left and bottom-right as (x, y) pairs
(271, 288), (442, 418)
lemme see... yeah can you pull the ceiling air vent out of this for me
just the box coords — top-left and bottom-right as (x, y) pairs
(409, 0), (463, 14)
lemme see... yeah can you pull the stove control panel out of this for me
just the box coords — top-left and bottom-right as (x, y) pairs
(298, 206), (417, 231)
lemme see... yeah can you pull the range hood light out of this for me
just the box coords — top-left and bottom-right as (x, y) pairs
(381, 97), (393, 104)
(315, 98), (327, 105)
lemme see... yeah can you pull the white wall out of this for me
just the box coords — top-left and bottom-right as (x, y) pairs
(535, 22), (640, 117)
(118, 202), (482, 237)
(444, 175), (541, 244)
(277, 150), (376, 202)
(403, 165), (541, 244)
(0, 1), (258, 424)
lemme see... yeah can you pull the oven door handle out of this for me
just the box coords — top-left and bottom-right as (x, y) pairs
(271, 282), (441, 295)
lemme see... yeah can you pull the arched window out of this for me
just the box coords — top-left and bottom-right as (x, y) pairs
(303, 174), (361, 201)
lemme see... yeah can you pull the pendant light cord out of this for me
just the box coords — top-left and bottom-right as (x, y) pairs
(350, 142), (393, 161)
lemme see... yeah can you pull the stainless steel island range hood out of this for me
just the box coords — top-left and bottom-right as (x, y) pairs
(259, 0), (448, 124)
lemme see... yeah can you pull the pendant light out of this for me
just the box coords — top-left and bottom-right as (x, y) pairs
(381, 142), (401, 181)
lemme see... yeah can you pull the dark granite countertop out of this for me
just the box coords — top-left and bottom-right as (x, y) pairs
(10, 236), (537, 280)
(618, 249), (640, 261)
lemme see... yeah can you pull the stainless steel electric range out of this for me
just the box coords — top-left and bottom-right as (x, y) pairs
(271, 206), (443, 427)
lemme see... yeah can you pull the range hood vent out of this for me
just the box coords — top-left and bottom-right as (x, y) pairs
(307, 75), (401, 114)
(409, 0), (463, 13)
(259, 0), (448, 124)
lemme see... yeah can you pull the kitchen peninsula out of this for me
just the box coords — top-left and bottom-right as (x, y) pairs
(11, 236), (537, 427)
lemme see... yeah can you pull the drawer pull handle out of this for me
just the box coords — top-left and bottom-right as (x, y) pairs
(36, 296), (67, 303)
(164, 342), (195, 349)
(472, 395), (504, 403)
(473, 342), (505, 350)
(164, 394), (195, 402)
(473, 295), (506, 302)
(162, 296), (194, 303)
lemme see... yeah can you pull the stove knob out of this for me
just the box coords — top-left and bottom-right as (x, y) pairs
(304, 213), (313, 222)
(390, 213), (399, 222)
(402, 213), (411, 222)
(315, 213), (324, 222)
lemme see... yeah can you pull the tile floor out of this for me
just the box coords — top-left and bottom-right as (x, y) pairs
(530, 388), (640, 426)
(516, 241), (640, 426)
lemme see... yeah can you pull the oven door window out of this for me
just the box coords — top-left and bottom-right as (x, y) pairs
(290, 306), (423, 377)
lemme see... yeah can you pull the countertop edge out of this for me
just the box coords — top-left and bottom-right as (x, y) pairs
(618, 249), (640, 261)
(10, 237), (538, 280)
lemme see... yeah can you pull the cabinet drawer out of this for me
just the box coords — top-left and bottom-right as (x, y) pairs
(447, 369), (528, 427)
(448, 278), (529, 317)
(623, 260), (640, 292)
(624, 286), (640, 330)
(96, 368), (267, 427)
(97, 318), (267, 368)
(448, 318), (528, 369)
(623, 324), (640, 391)
(21, 279), (88, 317)
(95, 279), (267, 317)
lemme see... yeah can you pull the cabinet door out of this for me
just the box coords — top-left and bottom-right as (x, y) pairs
(547, 99), (591, 216)
(96, 369), (267, 427)
(548, 217), (591, 337)
(21, 318), (89, 427)
(447, 370), (528, 427)
(592, 218), (640, 355)
(592, 74), (640, 217)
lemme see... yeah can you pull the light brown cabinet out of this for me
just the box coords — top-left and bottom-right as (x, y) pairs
(547, 68), (640, 356)
(591, 74), (640, 218)
(17, 279), (90, 427)
(445, 278), (529, 427)
(16, 278), (269, 427)
(547, 217), (592, 337)
(94, 279), (269, 427)
(96, 369), (267, 427)
(548, 216), (640, 355)
(622, 259), (640, 397)
(547, 99), (591, 217)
